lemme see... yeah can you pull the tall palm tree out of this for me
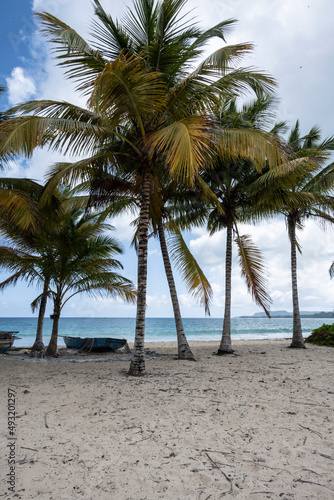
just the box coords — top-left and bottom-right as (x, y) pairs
(81, 167), (212, 360)
(202, 158), (273, 354)
(138, 175), (213, 360)
(253, 121), (334, 348)
(0, 178), (62, 351)
(0, 0), (288, 374)
(178, 96), (289, 354)
(0, 206), (136, 356)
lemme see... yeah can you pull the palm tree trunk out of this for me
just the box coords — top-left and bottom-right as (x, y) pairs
(157, 219), (195, 360)
(289, 219), (305, 348)
(128, 167), (151, 376)
(31, 280), (49, 352)
(218, 222), (234, 354)
(45, 299), (61, 357)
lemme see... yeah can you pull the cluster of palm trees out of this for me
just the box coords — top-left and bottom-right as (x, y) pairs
(0, 179), (136, 356)
(0, 0), (333, 374)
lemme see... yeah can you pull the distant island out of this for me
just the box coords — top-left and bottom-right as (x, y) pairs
(239, 310), (334, 319)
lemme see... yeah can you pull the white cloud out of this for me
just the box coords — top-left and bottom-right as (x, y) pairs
(6, 67), (36, 105)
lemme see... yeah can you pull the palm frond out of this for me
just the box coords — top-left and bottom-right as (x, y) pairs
(167, 226), (212, 314)
(0, 113), (109, 159)
(213, 67), (277, 98)
(146, 115), (217, 184)
(61, 273), (137, 307)
(91, 0), (132, 59)
(190, 18), (237, 47)
(329, 262), (334, 279)
(218, 128), (289, 169)
(30, 288), (52, 313)
(270, 120), (288, 135)
(88, 53), (166, 128)
(192, 43), (254, 76)
(35, 11), (106, 93)
(235, 232), (272, 316)
(0, 271), (22, 290)
(303, 161), (334, 194)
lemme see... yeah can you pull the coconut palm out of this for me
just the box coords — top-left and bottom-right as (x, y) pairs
(81, 166), (212, 360)
(177, 95), (290, 354)
(135, 175), (213, 360)
(0, 179), (91, 351)
(0, 204), (136, 356)
(254, 121), (334, 348)
(202, 158), (273, 354)
(0, 0), (288, 374)
(0, 178), (62, 351)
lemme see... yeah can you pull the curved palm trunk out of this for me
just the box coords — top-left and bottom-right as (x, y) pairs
(289, 219), (305, 348)
(157, 220), (195, 360)
(31, 280), (49, 352)
(129, 168), (151, 376)
(218, 222), (234, 354)
(45, 299), (61, 357)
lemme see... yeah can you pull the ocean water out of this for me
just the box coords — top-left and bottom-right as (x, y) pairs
(0, 316), (333, 348)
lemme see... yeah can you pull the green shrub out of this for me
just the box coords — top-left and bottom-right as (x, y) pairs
(305, 324), (334, 347)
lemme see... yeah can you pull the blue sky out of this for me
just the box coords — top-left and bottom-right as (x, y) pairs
(1, 0), (334, 318)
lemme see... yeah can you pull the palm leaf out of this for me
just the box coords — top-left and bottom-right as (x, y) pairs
(329, 262), (334, 279)
(303, 161), (334, 194)
(190, 18), (237, 47)
(213, 67), (277, 98)
(88, 53), (166, 127)
(0, 188), (40, 230)
(166, 226), (212, 314)
(61, 273), (136, 308)
(192, 43), (254, 77)
(35, 12), (106, 93)
(234, 232), (272, 316)
(0, 114), (109, 159)
(91, 0), (132, 59)
(146, 115), (217, 184)
(218, 128), (289, 169)
(0, 271), (22, 290)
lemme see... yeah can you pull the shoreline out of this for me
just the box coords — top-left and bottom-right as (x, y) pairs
(2, 315), (331, 350)
(1, 339), (333, 498)
(3, 338), (295, 362)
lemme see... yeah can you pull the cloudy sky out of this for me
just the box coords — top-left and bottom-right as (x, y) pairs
(0, 0), (334, 318)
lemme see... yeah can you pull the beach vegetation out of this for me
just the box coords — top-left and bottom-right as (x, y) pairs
(42, 207), (136, 356)
(0, 184), (136, 356)
(252, 120), (334, 348)
(0, 178), (63, 352)
(305, 324), (334, 347)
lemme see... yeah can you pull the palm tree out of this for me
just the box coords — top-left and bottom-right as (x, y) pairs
(202, 158), (273, 354)
(178, 96), (288, 354)
(0, 0), (288, 374)
(0, 178), (62, 352)
(254, 121), (334, 348)
(0, 205), (136, 356)
(138, 175), (213, 360)
(82, 167), (212, 360)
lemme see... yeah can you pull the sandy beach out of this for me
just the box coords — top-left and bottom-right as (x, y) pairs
(0, 339), (333, 499)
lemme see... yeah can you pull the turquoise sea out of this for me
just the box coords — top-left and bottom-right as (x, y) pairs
(0, 316), (333, 348)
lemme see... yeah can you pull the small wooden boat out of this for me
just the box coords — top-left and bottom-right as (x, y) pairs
(62, 336), (127, 353)
(0, 331), (20, 353)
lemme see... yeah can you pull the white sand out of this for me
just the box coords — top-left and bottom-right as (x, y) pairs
(0, 339), (333, 499)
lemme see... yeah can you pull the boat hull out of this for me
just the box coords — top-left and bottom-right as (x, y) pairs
(0, 332), (20, 353)
(62, 336), (127, 352)
(0, 340), (14, 353)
